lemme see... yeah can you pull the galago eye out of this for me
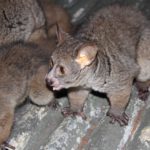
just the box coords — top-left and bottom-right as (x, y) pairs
(49, 58), (54, 67)
(56, 65), (66, 77)
(60, 66), (65, 74)
(48, 59), (54, 72)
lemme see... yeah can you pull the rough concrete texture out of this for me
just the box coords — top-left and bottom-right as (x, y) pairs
(7, 0), (150, 150)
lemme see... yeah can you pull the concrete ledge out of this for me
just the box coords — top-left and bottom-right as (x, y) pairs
(7, 87), (150, 150)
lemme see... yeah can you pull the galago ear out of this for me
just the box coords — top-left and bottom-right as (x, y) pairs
(75, 43), (98, 69)
(56, 23), (68, 45)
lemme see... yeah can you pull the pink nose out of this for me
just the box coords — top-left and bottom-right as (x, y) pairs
(45, 76), (59, 87)
(45, 77), (54, 86)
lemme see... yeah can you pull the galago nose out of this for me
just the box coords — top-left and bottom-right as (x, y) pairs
(45, 76), (54, 86)
(45, 74), (62, 91)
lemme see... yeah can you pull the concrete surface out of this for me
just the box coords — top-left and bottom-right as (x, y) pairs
(7, 0), (150, 150)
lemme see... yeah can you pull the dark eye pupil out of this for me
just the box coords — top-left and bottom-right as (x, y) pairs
(60, 66), (65, 74)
